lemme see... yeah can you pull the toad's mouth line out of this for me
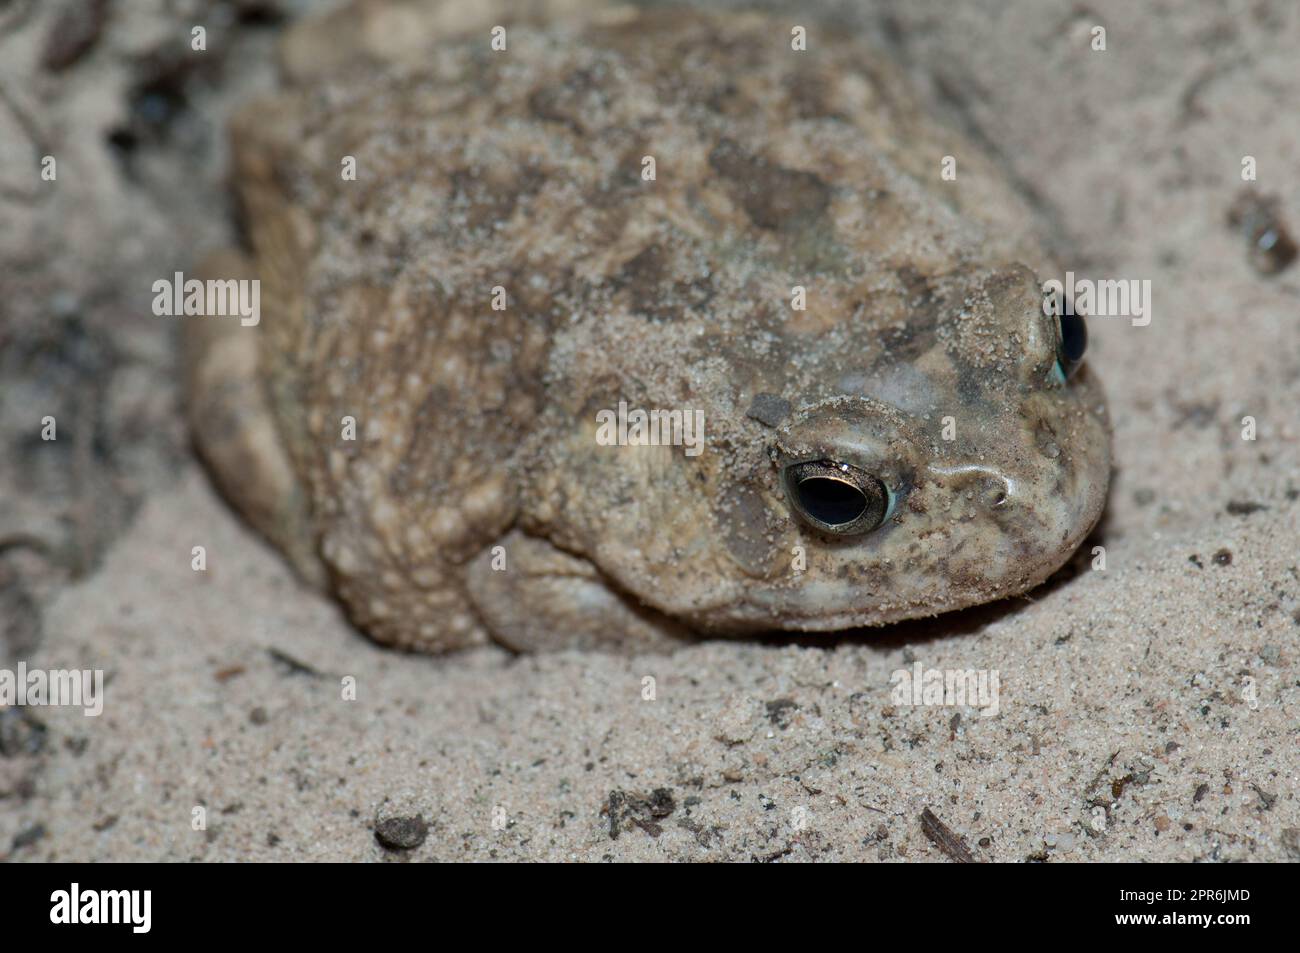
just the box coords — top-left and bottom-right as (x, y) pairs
(686, 533), (1097, 630)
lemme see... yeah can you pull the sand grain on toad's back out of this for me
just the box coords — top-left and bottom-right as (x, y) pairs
(187, 6), (1110, 653)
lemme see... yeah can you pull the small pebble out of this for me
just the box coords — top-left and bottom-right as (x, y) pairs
(374, 814), (428, 851)
(12, 823), (46, 850)
(0, 708), (47, 757)
(745, 392), (791, 428)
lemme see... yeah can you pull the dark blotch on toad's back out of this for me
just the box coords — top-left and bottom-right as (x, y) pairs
(708, 138), (831, 233)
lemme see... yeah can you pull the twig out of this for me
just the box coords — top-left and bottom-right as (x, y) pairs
(920, 807), (976, 863)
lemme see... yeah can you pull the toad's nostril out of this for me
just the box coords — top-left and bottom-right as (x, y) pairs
(925, 463), (1014, 509)
(986, 476), (1014, 509)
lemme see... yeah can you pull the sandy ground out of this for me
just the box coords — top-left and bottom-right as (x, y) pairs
(2, 0), (1298, 861)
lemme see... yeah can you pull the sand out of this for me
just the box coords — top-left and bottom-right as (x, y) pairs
(1, 0), (1297, 861)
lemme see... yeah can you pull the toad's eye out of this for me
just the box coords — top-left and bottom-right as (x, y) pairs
(782, 460), (894, 536)
(1050, 301), (1088, 384)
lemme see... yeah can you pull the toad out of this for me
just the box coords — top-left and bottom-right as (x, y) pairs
(187, 5), (1110, 652)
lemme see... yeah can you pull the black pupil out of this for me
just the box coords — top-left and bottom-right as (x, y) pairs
(795, 477), (867, 526)
(1059, 309), (1088, 364)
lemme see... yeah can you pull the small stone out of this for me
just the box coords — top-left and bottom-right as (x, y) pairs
(12, 823), (46, 850)
(0, 707), (48, 757)
(765, 698), (799, 730)
(1227, 189), (1298, 275)
(1154, 815), (1171, 832)
(745, 392), (791, 428)
(646, 788), (676, 818)
(374, 814), (428, 851)
(1212, 548), (1233, 566)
